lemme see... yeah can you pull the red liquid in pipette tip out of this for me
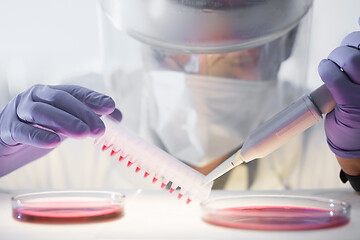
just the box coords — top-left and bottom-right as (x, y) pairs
(202, 206), (349, 230)
(13, 204), (123, 224)
(110, 150), (118, 156)
(127, 160), (134, 167)
(102, 144), (112, 151)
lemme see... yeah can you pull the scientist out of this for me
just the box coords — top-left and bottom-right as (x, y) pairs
(0, 0), (359, 191)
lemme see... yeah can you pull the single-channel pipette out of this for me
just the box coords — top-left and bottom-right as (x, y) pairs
(202, 84), (336, 185)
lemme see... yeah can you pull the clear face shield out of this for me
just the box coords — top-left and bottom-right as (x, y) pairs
(98, 0), (313, 168)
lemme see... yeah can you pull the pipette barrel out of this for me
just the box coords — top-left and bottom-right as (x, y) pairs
(239, 84), (335, 163)
(202, 84), (336, 184)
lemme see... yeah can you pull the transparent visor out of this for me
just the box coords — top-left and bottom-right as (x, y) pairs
(99, 0), (313, 83)
(142, 29), (296, 81)
(99, 0), (313, 54)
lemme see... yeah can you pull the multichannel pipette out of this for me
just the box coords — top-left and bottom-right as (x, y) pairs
(95, 116), (213, 204)
(96, 84), (334, 202)
(202, 84), (336, 185)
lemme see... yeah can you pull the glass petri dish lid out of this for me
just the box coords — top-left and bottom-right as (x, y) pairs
(201, 195), (351, 231)
(12, 190), (125, 224)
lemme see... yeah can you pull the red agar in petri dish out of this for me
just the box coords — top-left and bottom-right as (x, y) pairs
(201, 195), (351, 231)
(13, 204), (123, 224)
(202, 206), (349, 230)
(12, 191), (125, 224)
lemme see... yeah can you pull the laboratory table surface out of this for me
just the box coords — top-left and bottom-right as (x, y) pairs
(0, 188), (359, 240)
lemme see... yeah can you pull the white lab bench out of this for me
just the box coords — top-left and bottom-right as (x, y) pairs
(0, 188), (359, 239)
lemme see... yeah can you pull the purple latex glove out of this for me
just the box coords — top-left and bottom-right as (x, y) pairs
(0, 85), (120, 177)
(318, 22), (360, 159)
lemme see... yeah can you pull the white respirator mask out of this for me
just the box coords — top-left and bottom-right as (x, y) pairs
(145, 71), (277, 167)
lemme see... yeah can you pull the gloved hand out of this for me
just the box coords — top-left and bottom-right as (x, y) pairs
(318, 22), (360, 160)
(0, 84), (120, 177)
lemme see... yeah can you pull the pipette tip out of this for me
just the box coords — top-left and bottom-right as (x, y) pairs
(110, 150), (118, 156)
(102, 144), (112, 151)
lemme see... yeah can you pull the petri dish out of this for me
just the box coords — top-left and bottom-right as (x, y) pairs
(201, 195), (351, 231)
(12, 190), (125, 224)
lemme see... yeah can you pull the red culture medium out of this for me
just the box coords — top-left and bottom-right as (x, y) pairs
(12, 191), (125, 224)
(202, 205), (350, 230)
(13, 203), (123, 224)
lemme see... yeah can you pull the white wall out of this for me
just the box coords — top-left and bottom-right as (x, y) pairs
(0, 0), (101, 99)
(307, 0), (360, 89)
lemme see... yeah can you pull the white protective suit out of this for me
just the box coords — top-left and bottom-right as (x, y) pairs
(0, 72), (346, 191)
(0, 0), (357, 191)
